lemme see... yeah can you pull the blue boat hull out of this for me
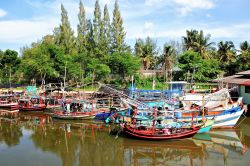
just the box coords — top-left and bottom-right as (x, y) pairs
(197, 125), (212, 134)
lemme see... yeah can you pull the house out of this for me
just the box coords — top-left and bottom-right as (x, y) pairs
(213, 70), (250, 105)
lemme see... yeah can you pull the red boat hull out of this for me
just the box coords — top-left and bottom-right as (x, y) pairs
(19, 105), (47, 111)
(123, 125), (200, 140)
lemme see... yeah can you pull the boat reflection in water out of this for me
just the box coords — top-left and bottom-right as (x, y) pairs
(123, 129), (249, 166)
(0, 111), (250, 166)
(123, 139), (203, 165)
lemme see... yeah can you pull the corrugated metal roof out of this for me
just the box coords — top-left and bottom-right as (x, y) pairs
(213, 75), (250, 84)
(240, 80), (250, 86)
(236, 70), (250, 75)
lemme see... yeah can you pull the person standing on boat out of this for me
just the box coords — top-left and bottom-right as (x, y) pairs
(66, 103), (70, 113)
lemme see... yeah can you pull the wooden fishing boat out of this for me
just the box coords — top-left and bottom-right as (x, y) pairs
(0, 94), (19, 110)
(52, 111), (96, 120)
(122, 123), (201, 140)
(18, 98), (47, 111)
(170, 106), (244, 128)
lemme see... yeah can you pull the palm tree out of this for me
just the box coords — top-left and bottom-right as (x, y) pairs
(183, 30), (214, 59)
(195, 30), (214, 59)
(160, 45), (176, 82)
(237, 41), (250, 71)
(183, 29), (198, 51)
(134, 37), (158, 70)
(240, 41), (250, 53)
(217, 41), (236, 63)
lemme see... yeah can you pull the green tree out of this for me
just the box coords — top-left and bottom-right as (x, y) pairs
(183, 30), (214, 59)
(134, 37), (158, 70)
(236, 41), (250, 71)
(85, 19), (94, 54)
(0, 49), (21, 84)
(111, 0), (127, 53)
(108, 52), (140, 80)
(160, 45), (176, 82)
(77, 0), (87, 54)
(93, 0), (102, 47)
(20, 43), (57, 83)
(217, 41), (236, 64)
(178, 51), (221, 82)
(55, 4), (76, 54)
(100, 4), (111, 55)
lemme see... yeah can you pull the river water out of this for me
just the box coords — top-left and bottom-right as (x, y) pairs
(0, 111), (249, 166)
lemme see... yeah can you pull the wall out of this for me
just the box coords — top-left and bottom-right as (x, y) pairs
(240, 85), (250, 104)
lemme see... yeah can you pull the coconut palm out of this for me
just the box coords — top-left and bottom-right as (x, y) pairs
(194, 30), (215, 59)
(160, 45), (176, 82)
(134, 37), (158, 70)
(183, 29), (198, 51)
(217, 41), (236, 63)
(237, 41), (250, 71)
(183, 30), (214, 59)
(240, 41), (250, 53)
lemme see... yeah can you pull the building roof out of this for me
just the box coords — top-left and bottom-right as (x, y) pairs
(213, 74), (250, 85)
(240, 80), (250, 86)
(235, 70), (250, 75)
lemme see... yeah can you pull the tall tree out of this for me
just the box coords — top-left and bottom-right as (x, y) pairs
(93, 0), (102, 46)
(55, 4), (75, 54)
(77, 0), (87, 54)
(100, 4), (111, 55)
(161, 45), (176, 82)
(111, 0), (127, 53)
(85, 19), (94, 54)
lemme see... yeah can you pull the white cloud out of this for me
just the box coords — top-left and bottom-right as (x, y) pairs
(144, 22), (153, 30)
(144, 0), (215, 16)
(126, 20), (250, 44)
(173, 0), (215, 16)
(145, 0), (164, 6)
(174, 0), (215, 9)
(0, 8), (7, 18)
(0, 19), (58, 44)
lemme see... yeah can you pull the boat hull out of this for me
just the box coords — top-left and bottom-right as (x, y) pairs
(52, 112), (95, 120)
(171, 106), (244, 128)
(19, 105), (47, 111)
(123, 125), (200, 140)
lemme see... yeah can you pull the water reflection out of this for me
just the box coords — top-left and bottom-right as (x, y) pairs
(0, 111), (249, 166)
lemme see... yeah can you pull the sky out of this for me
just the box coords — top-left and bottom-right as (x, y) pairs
(0, 0), (250, 53)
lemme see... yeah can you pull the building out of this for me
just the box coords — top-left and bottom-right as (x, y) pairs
(213, 70), (250, 105)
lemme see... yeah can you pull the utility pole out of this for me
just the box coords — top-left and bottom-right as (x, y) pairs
(64, 61), (67, 89)
(9, 67), (11, 88)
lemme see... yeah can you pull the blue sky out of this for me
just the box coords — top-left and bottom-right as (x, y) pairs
(0, 0), (250, 53)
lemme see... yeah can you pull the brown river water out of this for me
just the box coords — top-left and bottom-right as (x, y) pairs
(0, 111), (249, 166)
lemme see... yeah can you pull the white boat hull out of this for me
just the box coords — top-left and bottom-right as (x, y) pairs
(170, 106), (244, 128)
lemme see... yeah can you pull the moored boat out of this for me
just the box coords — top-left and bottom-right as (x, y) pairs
(0, 94), (19, 110)
(122, 123), (201, 140)
(18, 98), (47, 111)
(52, 111), (95, 120)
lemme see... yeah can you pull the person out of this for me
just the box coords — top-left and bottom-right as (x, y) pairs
(66, 103), (70, 113)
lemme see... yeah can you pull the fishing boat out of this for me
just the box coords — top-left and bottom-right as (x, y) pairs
(120, 105), (202, 140)
(122, 123), (201, 140)
(0, 94), (19, 111)
(170, 105), (244, 128)
(52, 99), (98, 120)
(18, 97), (47, 111)
(52, 111), (96, 120)
(168, 93), (245, 128)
